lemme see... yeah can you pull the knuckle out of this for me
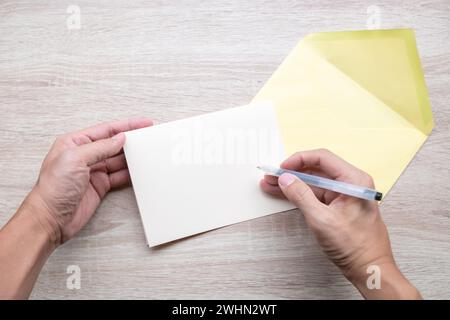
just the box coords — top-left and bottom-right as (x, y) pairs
(59, 148), (82, 164)
(287, 151), (303, 162)
(362, 172), (375, 187)
(291, 184), (313, 204)
(317, 148), (331, 155)
(93, 140), (114, 161)
(100, 138), (113, 152)
(101, 158), (110, 172)
(55, 134), (69, 144)
(296, 187), (312, 202)
(106, 123), (116, 138)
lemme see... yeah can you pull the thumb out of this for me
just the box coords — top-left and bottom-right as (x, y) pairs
(278, 173), (323, 214)
(77, 132), (126, 166)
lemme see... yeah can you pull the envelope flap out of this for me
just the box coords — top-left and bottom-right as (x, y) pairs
(304, 29), (434, 135)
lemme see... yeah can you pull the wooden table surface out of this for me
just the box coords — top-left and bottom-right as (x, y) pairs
(1, 0), (449, 299)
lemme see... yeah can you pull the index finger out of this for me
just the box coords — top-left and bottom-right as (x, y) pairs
(76, 118), (153, 141)
(281, 149), (374, 187)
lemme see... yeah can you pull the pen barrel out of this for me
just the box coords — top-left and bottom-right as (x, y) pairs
(288, 170), (381, 201)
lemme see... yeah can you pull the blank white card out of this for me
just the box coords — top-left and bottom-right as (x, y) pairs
(124, 102), (294, 246)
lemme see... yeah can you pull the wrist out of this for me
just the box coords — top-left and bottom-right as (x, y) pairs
(22, 187), (62, 248)
(346, 258), (421, 299)
(0, 190), (58, 298)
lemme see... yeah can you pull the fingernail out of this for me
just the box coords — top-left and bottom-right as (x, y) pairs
(112, 132), (124, 141)
(278, 173), (297, 187)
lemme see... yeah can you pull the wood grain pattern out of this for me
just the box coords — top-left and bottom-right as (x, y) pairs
(1, 0), (449, 299)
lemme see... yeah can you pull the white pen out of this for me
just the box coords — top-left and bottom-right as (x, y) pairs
(257, 165), (382, 201)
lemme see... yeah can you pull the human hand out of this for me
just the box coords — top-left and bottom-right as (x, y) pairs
(25, 118), (152, 246)
(260, 149), (420, 299)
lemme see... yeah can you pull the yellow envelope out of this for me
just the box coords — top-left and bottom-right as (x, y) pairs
(253, 29), (434, 196)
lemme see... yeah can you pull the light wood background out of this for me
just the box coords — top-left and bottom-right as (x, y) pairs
(1, 0), (449, 299)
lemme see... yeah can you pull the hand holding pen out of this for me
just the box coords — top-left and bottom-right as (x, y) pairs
(258, 165), (382, 201)
(259, 149), (421, 299)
